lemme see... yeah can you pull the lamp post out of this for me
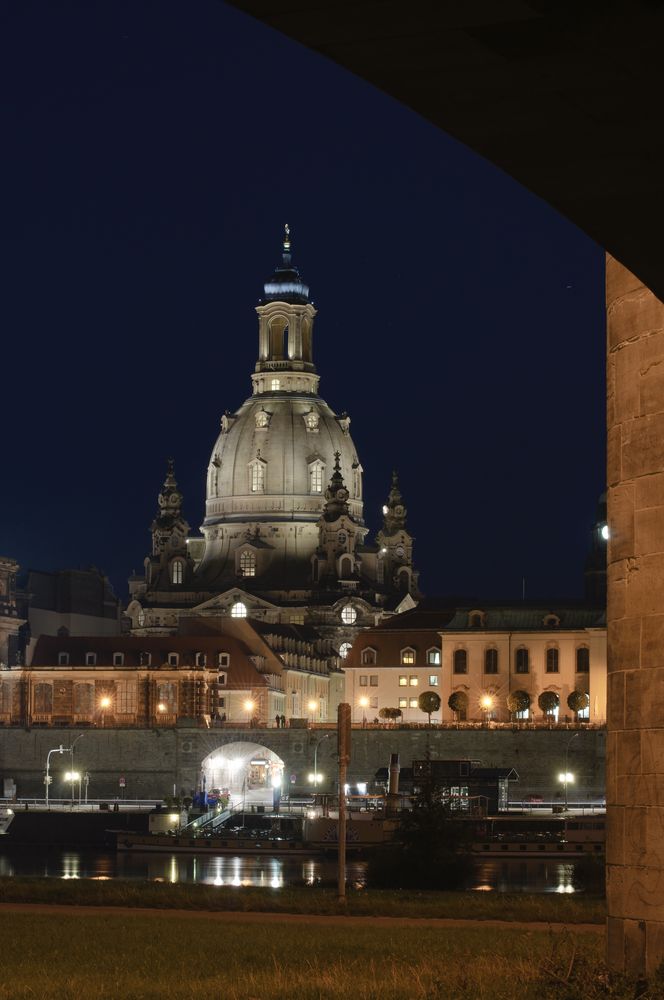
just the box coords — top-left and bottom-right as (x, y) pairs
(65, 771), (81, 806)
(561, 731), (580, 810)
(312, 733), (331, 789)
(99, 695), (111, 728)
(67, 733), (84, 807)
(307, 699), (318, 725)
(480, 694), (494, 724)
(45, 745), (65, 807)
(243, 699), (255, 726)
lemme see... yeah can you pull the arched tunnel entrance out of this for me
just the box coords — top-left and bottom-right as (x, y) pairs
(201, 741), (285, 808)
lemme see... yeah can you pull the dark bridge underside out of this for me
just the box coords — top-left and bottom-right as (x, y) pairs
(227, 0), (664, 299)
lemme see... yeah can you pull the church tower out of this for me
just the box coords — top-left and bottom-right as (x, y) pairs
(127, 229), (419, 644)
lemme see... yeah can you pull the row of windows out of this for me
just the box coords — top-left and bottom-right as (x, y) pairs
(357, 674), (439, 688)
(452, 646), (591, 675)
(360, 647), (441, 666)
(57, 651), (232, 668)
(247, 456), (339, 496)
(399, 697), (423, 709)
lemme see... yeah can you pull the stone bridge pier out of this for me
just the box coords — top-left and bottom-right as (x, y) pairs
(607, 257), (664, 975)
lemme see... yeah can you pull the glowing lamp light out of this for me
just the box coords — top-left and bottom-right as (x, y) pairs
(64, 771), (80, 782)
(382, 505), (389, 516)
(480, 695), (494, 710)
(601, 523), (610, 540)
(99, 696), (111, 709)
(558, 772), (575, 784)
(243, 699), (255, 713)
(308, 700), (318, 713)
(271, 773), (282, 788)
(157, 703), (167, 713)
(359, 696), (370, 708)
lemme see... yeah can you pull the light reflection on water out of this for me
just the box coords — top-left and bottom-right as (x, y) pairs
(0, 850), (602, 893)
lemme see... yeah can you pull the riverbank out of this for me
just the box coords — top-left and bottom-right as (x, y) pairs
(0, 907), (607, 1000)
(0, 878), (606, 922)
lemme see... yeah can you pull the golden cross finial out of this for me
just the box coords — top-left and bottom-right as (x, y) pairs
(283, 223), (291, 252)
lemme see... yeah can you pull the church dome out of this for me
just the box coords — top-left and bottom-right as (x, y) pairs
(259, 223), (310, 305)
(204, 394), (363, 527)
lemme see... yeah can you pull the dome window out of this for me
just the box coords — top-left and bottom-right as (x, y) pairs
(309, 459), (325, 494)
(340, 605), (357, 625)
(231, 601), (248, 619)
(248, 453), (267, 494)
(171, 560), (184, 585)
(304, 409), (319, 432)
(339, 642), (352, 659)
(270, 378), (280, 392)
(255, 409), (271, 429)
(239, 551), (256, 577)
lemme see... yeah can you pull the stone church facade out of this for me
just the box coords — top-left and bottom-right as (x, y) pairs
(126, 229), (419, 663)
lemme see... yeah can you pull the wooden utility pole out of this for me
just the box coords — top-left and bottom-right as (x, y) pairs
(337, 702), (351, 901)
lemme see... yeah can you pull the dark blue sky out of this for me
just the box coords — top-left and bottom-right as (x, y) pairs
(0, 1), (605, 601)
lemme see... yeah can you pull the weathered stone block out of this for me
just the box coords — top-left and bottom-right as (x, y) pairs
(623, 807), (647, 865)
(606, 806), (624, 865)
(607, 427), (623, 488)
(622, 413), (664, 480)
(635, 508), (664, 559)
(642, 615), (664, 670)
(636, 473), (664, 511)
(625, 554), (664, 618)
(616, 729), (641, 776)
(615, 342), (641, 421)
(609, 619), (640, 677)
(607, 669), (625, 730)
(611, 483), (636, 561)
(641, 729), (664, 774)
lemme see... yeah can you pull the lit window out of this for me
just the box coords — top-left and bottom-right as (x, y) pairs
(249, 461), (265, 493)
(409, 698), (418, 709)
(409, 675), (418, 686)
(484, 648), (498, 674)
(400, 648), (415, 665)
(309, 460), (324, 494)
(515, 648), (529, 674)
(359, 675), (368, 687)
(340, 605), (357, 625)
(576, 647), (590, 673)
(398, 697), (408, 709)
(546, 648), (559, 673)
(369, 675), (378, 687)
(113, 653), (124, 666)
(137, 611), (145, 627)
(453, 649), (468, 674)
(271, 379), (280, 391)
(339, 642), (352, 659)
(240, 550), (256, 577)
(171, 560), (184, 585)
(398, 675), (408, 687)
(231, 601), (247, 619)
(427, 648), (440, 665)
(85, 652), (96, 666)
(428, 675), (439, 686)
(157, 681), (177, 713)
(361, 648), (376, 665)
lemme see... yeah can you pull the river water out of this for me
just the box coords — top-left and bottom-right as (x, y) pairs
(0, 848), (603, 894)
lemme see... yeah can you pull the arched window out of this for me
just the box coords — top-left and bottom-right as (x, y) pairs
(361, 648), (376, 665)
(309, 460), (324, 494)
(469, 613), (483, 628)
(231, 601), (247, 619)
(240, 551), (256, 577)
(427, 648), (441, 665)
(546, 647), (559, 673)
(339, 642), (352, 659)
(453, 649), (468, 674)
(339, 555), (353, 579)
(340, 605), (357, 625)
(171, 560), (184, 585)
(515, 648), (529, 674)
(400, 647), (416, 665)
(576, 647), (590, 673)
(249, 459), (266, 493)
(484, 648), (498, 674)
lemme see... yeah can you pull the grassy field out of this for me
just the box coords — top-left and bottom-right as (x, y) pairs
(0, 877), (606, 923)
(0, 910), (604, 1000)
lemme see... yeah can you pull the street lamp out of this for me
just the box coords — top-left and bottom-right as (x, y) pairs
(67, 733), (84, 806)
(244, 699), (255, 725)
(65, 771), (82, 806)
(99, 695), (111, 728)
(358, 696), (369, 727)
(561, 732), (580, 810)
(312, 733), (331, 789)
(45, 745), (65, 807)
(480, 694), (494, 723)
(308, 699), (318, 723)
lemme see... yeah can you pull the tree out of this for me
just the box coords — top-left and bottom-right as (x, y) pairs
(379, 707), (402, 724)
(506, 690), (530, 719)
(538, 690), (560, 719)
(567, 689), (589, 719)
(418, 690), (441, 724)
(448, 691), (468, 720)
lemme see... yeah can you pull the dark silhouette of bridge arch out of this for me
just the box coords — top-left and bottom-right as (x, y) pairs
(227, 1), (664, 977)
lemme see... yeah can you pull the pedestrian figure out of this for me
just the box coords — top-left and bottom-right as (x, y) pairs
(280, 714), (286, 728)
(275, 714), (281, 728)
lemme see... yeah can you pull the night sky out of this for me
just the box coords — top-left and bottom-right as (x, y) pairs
(0, 1), (606, 602)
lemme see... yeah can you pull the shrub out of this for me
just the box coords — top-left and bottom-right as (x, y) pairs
(567, 690), (589, 718)
(538, 690), (560, 717)
(418, 690), (441, 724)
(507, 690), (530, 717)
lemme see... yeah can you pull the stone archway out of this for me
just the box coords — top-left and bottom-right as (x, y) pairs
(201, 740), (285, 808)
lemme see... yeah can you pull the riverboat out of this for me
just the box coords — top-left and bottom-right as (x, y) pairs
(471, 815), (605, 857)
(0, 807), (15, 835)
